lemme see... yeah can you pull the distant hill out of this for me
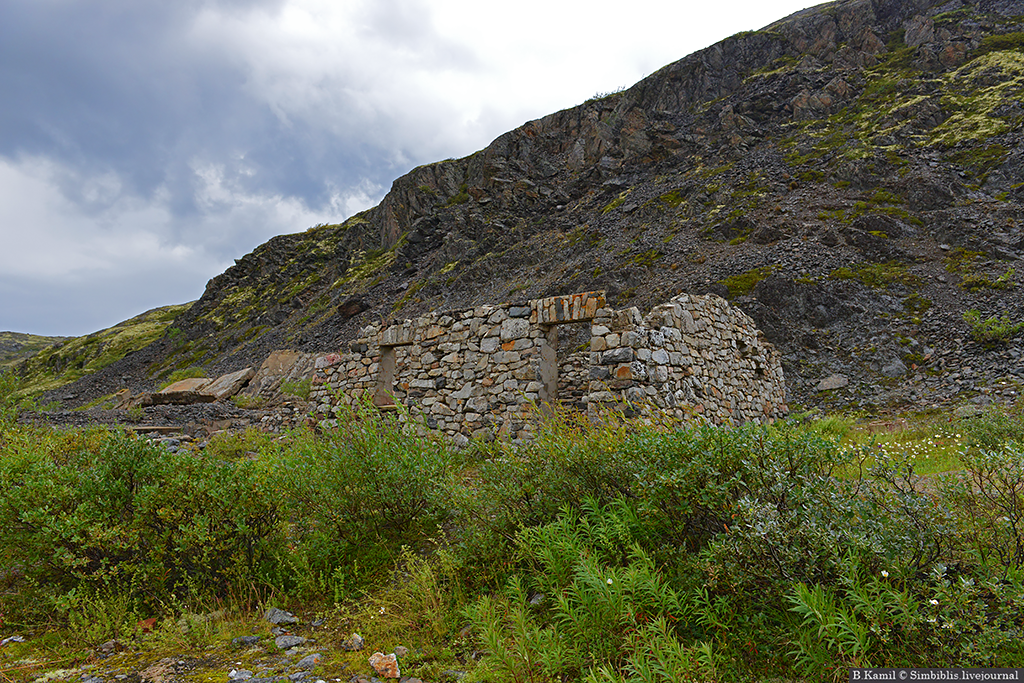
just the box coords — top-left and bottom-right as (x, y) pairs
(38, 0), (1024, 413)
(0, 332), (70, 367)
(11, 303), (192, 401)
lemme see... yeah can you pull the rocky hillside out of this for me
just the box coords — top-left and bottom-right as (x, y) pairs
(38, 0), (1024, 413)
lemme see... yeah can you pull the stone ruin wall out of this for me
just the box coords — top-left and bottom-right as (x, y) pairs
(309, 290), (787, 443)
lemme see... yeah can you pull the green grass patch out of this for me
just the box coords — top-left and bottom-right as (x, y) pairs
(601, 189), (631, 214)
(829, 261), (921, 289)
(716, 266), (775, 298)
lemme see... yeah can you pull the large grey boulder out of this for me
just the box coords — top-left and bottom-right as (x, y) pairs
(203, 367), (255, 400)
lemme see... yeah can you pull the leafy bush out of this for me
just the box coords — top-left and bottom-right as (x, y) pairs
(0, 430), (282, 621)
(0, 369), (22, 425)
(963, 309), (1024, 342)
(942, 442), (1024, 570)
(6, 403), (1024, 674)
(466, 501), (701, 683)
(789, 558), (1024, 677)
(265, 404), (456, 597)
(458, 413), (656, 574)
(280, 377), (311, 400)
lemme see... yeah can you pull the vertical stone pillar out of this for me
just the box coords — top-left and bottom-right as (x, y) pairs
(539, 325), (559, 410)
(374, 346), (397, 406)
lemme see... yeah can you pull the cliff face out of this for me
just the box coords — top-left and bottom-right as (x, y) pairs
(45, 0), (1024, 412)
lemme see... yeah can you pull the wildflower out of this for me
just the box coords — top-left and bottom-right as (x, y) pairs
(930, 599), (939, 606)
(607, 578), (614, 585)
(881, 570), (889, 578)
(379, 607), (386, 614)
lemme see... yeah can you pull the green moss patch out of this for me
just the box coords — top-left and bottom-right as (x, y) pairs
(829, 262), (921, 289)
(716, 266), (775, 298)
(12, 303), (192, 398)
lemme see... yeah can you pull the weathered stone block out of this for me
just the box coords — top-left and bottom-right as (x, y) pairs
(602, 347), (634, 364)
(501, 318), (530, 340)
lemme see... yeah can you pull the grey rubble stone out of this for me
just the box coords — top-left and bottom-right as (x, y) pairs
(275, 635), (307, 650)
(229, 670), (254, 680)
(232, 635), (261, 647)
(295, 654), (322, 669)
(954, 405), (984, 418)
(500, 318), (530, 340)
(816, 374), (849, 391)
(881, 360), (908, 378)
(265, 607), (299, 625)
(202, 367), (256, 400)
(340, 633), (365, 651)
(601, 347), (634, 364)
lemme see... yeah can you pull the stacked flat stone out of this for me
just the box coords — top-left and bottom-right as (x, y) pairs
(308, 290), (787, 443)
(310, 304), (550, 443)
(585, 293), (787, 424)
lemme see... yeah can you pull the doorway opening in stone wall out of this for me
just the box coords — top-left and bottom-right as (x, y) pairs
(538, 321), (591, 414)
(374, 341), (411, 411)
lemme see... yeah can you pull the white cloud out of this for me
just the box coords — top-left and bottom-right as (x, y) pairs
(0, 0), (823, 335)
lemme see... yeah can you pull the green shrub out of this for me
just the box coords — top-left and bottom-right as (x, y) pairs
(789, 557), (1024, 675)
(231, 393), (266, 409)
(829, 261), (920, 289)
(0, 369), (22, 425)
(458, 413), (655, 573)
(0, 430), (282, 622)
(266, 404), (455, 597)
(466, 501), (700, 683)
(963, 309), (1024, 342)
(959, 268), (1016, 292)
(715, 266), (775, 298)
(943, 443), (1024, 570)
(280, 377), (311, 400)
(975, 31), (1024, 56)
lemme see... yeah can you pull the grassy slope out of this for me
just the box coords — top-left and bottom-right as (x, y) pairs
(0, 332), (70, 368)
(12, 303), (193, 398)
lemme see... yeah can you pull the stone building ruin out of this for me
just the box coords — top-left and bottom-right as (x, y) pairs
(309, 290), (787, 443)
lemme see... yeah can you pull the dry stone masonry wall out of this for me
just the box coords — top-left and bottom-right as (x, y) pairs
(309, 290), (786, 443)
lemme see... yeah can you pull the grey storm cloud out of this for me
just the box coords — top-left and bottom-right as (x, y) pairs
(0, 0), (446, 220)
(0, 0), (489, 335)
(0, 0), (819, 336)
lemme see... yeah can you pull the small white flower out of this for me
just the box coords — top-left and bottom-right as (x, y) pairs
(379, 607), (386, 614)
(881, 570), (889, 578)
(927, 617), (937, 624)
(607, 578), (614, 585)
(930, 599), (939, 606)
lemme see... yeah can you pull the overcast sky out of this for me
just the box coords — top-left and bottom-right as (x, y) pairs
(0, 0), (821, 337)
